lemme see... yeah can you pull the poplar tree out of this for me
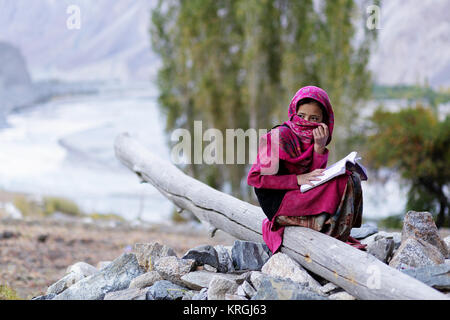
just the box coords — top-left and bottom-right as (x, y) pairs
(150, 0), (376, 201)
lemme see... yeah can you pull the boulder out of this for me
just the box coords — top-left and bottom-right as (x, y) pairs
(402, 263), (450, 291)
(328, 291), (356, 300)
(180, 270), (250, 291)
(182, 245), (220, 271)
(361, 231), (402, 250)
(31, 293), (56, 300)
(389, 238), (445, 270)
(154, 256), (196, 286)
(225, 293), (248, 300)
(46, 271), (85, 295)
(250, 275), (326, 300)
(96, 261), (112, 270)
(129, 271), (163, 289)
(133, 242), (177, 272)
(207, 276), (240, 300)
(261, 253), (323, 295)
(236, 280), (257, 299)
(191, 287), (208, 300)
(52, 253), (145, 300)
(444, 236), (450, 250)
(319, 282), (341, 295)
(214, 245), (235, 273)
(103, 287), (147, 300)
(203, 264), (218, 272)
(366, 237), (395, 263)
(146, 280), (191, 300)
(402, 211), (449, 258)
(66, 262), (98, 277)
(231, 240), (272, 271)
(47, 261), (100, 295)
(350, 223), (378, 239)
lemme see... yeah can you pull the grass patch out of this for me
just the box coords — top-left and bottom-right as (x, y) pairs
(43, 196), (82, 217)
(87, 212), (125, 222)
(13, 195), (44, 217)
(0, 284), (21, 300)
(170, 208), (188, 223)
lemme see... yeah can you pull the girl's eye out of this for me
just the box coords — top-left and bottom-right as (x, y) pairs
(298, 114), (305, 118)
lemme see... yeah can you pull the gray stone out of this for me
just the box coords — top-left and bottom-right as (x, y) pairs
(53, 253), (145, 300)
(319, 282), (341, 295)
(207, 275), (240, 300)
(389, 238), (445, 270)
(46, 272), (85, 295)
(328, 291), (356, 300)
(31, 293), (56, 300)
(129, 271), (163, 289)
(133, 242), (177, 272)
(367, 237), (395, 263)
(146, 280), (191, 300)
(402, 263), (450, 290)
(180, 270), (219, 290)
(191, 287), (208, 300)
(103, 287), (147, 300)
(444, 236), (450, 250)
(361, 231), (402, 250)
(261, 253), (323, 295)
(236, 280), (256, 299)
(182, 245), (220, 270)
(203, 264), (218, 272)
(350, 223), (378, 239)
(154, 256), (196, 286)
(214, 245), (235, 273)
(180, 270), (250, 291)
(248, 271), (266, 289)
(66, 261), (98, 277)
(402, 211), (449, 258)
(225, 293), (248, 300)
(47, 261), (100, 295)
(251, 275), (326, 300)
(231, 240), (272, 271)
(96, 261), (112, 270)
(181, 290), (197, 300)
(446, 259), (450, 266)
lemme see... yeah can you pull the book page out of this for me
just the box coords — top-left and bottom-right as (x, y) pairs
(300, 151), (357, 192)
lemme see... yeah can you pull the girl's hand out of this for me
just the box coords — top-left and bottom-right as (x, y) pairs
(297, 169), (325, 186)
(313, 123), (329, 154)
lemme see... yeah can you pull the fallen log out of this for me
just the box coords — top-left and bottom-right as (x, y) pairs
(114, 132), (448, 300)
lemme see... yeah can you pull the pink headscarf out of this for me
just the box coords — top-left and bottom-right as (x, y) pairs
(257, 86), (335, 176)
(285, 85), (334, 145)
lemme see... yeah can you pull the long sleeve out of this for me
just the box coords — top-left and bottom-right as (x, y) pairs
(310, 148), (329, 170)
(247, 166), (299, 190)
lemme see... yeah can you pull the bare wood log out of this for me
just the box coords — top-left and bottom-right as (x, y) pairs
(114, 132), (448, 300)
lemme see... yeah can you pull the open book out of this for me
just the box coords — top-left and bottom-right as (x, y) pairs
(300, 151), (368, 193)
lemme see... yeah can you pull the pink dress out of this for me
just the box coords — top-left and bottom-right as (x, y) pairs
(247, 144), (349, 254)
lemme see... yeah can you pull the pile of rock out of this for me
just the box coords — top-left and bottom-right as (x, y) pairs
(32, 240), (355, 300)
(356, 211), (450, 294)
(32, 211), (450, 300)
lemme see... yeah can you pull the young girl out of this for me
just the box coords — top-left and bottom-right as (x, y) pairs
(247, 86), (365, 254)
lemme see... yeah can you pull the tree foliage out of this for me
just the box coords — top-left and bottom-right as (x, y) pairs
(365, 105), (450, 227)
(150, 0), (377, 201)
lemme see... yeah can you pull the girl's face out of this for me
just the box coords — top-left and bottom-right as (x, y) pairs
(297, 103), (323, 123)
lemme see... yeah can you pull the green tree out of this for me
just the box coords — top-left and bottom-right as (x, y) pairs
(150, 0), (377, 201)
(365, 105), (450, 227)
